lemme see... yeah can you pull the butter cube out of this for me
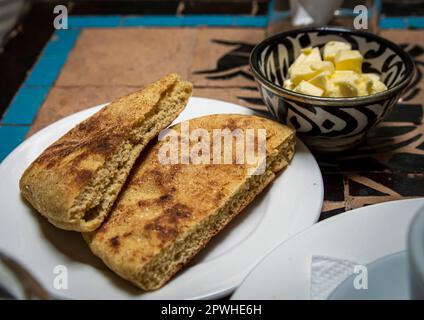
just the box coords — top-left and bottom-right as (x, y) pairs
(323, 41), (352, 63)
(290, 60), (333, 86)
(283, 79), (294, 90)
(289, 64), (317, 86)
(302, 47), (322, 63)
(361, 73), (387, 94)
(331, 70), (361, 82)
(308, 70), (331, 90)
(328, 71), (361, 97)
(363, 73), (381, 82)
(339, 81), (359, 97)
(293, 80), (324, 97)
(289, 47), (322, 76)
(356, 77), (372, 96)
(283, 43), (386, 97)
(310, 61), (334, 73)
(325, 81), (343, 97)
(334, 50), (363, 74)
(301, 47), (313, 55)
(369, 79), (387, 94)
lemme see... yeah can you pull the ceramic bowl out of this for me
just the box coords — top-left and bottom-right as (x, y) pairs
(250, 26), (414, 152)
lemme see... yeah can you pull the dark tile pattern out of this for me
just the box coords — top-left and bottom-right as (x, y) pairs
(348, 179), (390, 197)
(68, 0), (269, 15)
(70, 1), (180, 15)
(184, 0), (269, 15)
(358, 172), (424, 197)
(0, 2), (55, 116)
(318, 207), (346, 221)
(322, 174), (345, 201)
(382, 0), (424, 17)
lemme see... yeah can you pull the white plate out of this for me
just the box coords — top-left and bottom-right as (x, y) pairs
(0, 97), (323, 300)
(232, 198), (424, 300)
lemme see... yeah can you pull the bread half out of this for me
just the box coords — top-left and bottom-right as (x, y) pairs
(84, 114), (295, 290)
(20, 73), (192, 232)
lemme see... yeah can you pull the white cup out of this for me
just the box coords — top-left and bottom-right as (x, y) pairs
(408, 204), (424, 300)
(290, 0), (343, 26)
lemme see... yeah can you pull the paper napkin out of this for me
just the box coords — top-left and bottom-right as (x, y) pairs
(310, 255), (358, 300)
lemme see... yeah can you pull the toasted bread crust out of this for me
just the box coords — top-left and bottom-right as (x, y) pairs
(85, 114), (295, 290)
(20, 74), (192, 231)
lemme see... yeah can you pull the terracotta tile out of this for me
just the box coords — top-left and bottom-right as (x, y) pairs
(381, 30), (424, 44)
(27, 85), (138, 136)
(56, 28), (198, 86)
(189, 28), (265, 87)
(193, 86), (267, 112)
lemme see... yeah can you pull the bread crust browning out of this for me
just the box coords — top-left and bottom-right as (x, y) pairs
(84, 114), (296, 290)
(20, 74), (192, 231)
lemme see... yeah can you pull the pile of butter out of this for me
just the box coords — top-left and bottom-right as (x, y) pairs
(283, 41), (387, 97)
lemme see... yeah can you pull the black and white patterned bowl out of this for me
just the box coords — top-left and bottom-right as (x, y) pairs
(250, 26), (415, 152)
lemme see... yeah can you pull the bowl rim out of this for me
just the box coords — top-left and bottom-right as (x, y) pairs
(249, 26), (415, 107)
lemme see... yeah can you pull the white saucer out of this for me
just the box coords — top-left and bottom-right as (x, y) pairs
(232, 198), (424, 300)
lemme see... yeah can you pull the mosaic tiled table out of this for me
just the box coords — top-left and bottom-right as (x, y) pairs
(0, 17), (423, 220)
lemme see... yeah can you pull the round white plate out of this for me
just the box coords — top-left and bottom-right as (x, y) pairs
(0, 97), (323, 300)
(232, 198), (424, 300)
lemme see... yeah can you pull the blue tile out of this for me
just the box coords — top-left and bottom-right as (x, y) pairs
(380, 17), (408, 29)
(2, 29), (80, 125)
(1, 86), (50, 125)
(68, 16), (121, 28)
(335, 8), (360, 17)
(233, 16), (268, 27)
(122, 16), (182, 27)
(184, 15), (234, 27)
(24, 56), (68, 86)
(268, 0), (275, 17)
(109, 15), (268, 28)
(26, 30), (80, 86)
(42, 29), (80, 57)
(269, 10), (290, 23)
(408, 17), (424, 28)
(0, 126), (30, 162)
